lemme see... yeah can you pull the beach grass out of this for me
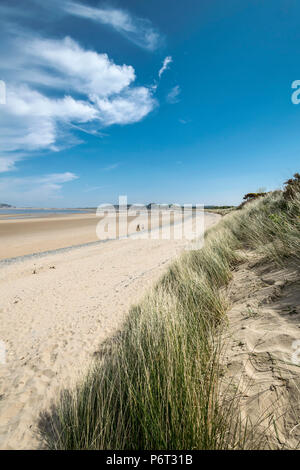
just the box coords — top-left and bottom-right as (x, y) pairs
(40, 185), (300, 450)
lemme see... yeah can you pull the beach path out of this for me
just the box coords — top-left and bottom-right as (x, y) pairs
(0, 212), (220, 449)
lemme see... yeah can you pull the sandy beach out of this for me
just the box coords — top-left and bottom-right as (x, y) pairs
(0, 211), (220, 449)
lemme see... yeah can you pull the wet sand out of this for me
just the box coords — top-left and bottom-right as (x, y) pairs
(0, 212), (159, 260)
(0, 213), (102, 260)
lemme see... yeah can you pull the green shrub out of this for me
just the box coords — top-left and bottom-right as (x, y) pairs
(283, 172), (300, 200)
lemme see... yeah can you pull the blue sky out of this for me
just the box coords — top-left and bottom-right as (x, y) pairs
(0, 0), (300, 207)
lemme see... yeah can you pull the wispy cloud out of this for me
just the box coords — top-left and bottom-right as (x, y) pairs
(60, 1), (163, 50)
(158, 56), (172, 78)
(83, 185), (107, 193)
(150, 56), (173, 92)
(166, 85), (181, 104)
(0, 172), (78, 205)
(66, 121), (108, 137)
(102, 163), (119, 171)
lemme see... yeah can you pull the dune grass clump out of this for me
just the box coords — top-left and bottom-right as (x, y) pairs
(41, 181), (300, 450)
(283, 173), (300, 201)
(222, 190), (300, 261)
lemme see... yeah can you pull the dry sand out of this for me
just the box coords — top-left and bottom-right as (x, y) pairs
(0, 211), (220, 449)
(223, 253), (300, 449)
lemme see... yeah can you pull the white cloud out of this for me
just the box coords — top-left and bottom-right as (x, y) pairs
(0, 156), (21, 173)
(38, 172), (78, 184)
(0, 84), (99, 171)
(0, 35), (156, 172)
(158, 56), (172, 78)
(92, 87), (156, 126)
(61, 1), (162, 50)
(23, 36), (135, 97)
(0, 172), (78, 205)
(166, 85), (181, 104)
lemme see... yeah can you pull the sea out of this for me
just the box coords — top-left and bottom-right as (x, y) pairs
(0, 208), (95, 220)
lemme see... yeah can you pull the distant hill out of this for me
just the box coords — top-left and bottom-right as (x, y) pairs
(204, 205), (235, 209)
(0, 203), (13, 208)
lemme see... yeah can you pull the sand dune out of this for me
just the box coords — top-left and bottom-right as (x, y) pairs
(0, 212), (219, 449)
(224, 254), (300, 448)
